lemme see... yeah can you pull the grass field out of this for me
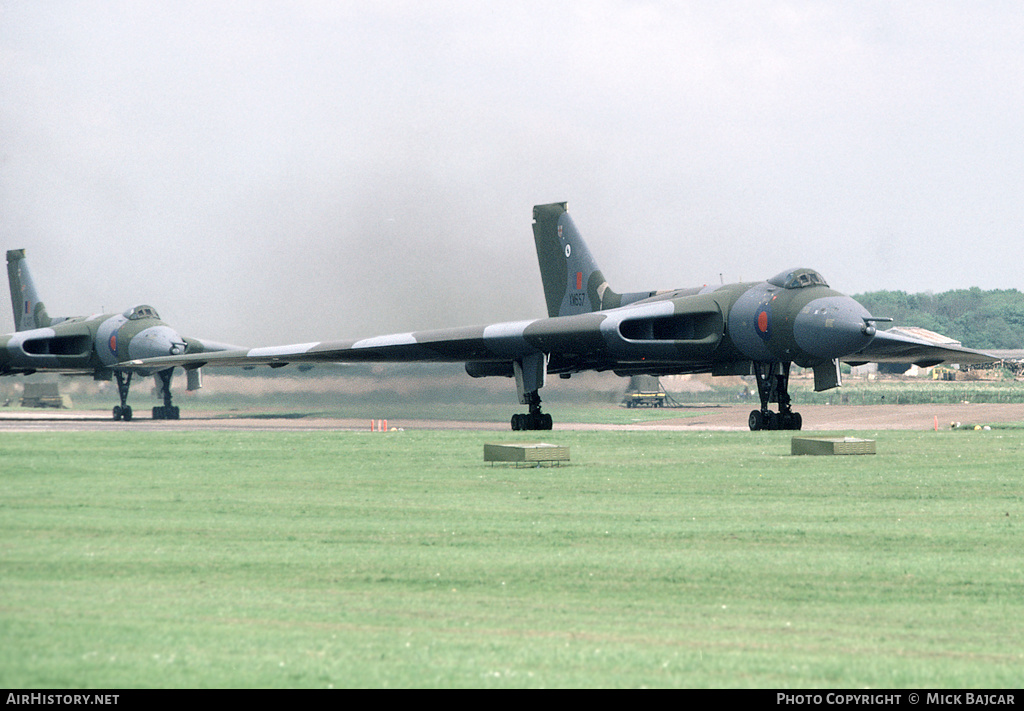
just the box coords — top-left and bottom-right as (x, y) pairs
(1, 427), (1022, 688)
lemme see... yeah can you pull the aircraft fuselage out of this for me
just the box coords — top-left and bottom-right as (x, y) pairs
(0, 305), (194, 378)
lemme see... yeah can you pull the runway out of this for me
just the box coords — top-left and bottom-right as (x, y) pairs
(0, 411), (439, 433)
(1, 403), (1021, 432)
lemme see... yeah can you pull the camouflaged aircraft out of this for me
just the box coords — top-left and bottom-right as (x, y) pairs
(2, 249), (238, 420)
(128, 202), (998, 430)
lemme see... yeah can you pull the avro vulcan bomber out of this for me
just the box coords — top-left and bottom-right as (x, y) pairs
(127, 203), (997, 430)
(2, 249), (237, 420)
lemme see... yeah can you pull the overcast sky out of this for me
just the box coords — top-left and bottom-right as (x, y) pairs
(2, 1), (1022, 345)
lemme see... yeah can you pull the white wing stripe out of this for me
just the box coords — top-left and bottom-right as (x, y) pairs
(248, 342), (321, 358)
(483, 320), (537, 357)
(352, 333), (417, 349)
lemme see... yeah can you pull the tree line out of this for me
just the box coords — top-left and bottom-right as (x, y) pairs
(854, 287), (1024, 350)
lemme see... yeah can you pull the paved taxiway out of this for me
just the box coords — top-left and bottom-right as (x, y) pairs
(1, 403), (1021, 432)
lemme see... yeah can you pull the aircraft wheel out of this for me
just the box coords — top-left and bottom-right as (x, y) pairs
(170, 406), (180, 420)
(123, 406), (133, 422)
(153, 406), (164, 420)
(748, 410), (763, 431)
(764, 411), (778, 430)
(511, 414), (522, 431)
(777, 412), (802, 430)
(541, 413), (553, 430)
(113, 406), (122, 421)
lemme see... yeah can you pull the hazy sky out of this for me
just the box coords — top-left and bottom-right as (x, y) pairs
(2, 1), (1022, 345)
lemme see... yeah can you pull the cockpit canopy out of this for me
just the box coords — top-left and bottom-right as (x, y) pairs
(124, 304), (160, 320)
(768, 268), (829, 290)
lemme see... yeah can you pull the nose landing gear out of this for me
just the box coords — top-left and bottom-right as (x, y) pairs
(749, 361), (802, 431)
(152, 369), (180, 420)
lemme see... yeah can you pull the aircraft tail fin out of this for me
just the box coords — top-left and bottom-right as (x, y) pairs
(532, 202), (623, 317)
(6, 249), (51, 331)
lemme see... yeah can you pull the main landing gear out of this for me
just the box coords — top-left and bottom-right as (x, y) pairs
(748, 361), (802, 431)
(511, 391), (553, 431)
(111, 370), (180, 421)
(112, 371), (133, 421)
(509, 354), (553, 430)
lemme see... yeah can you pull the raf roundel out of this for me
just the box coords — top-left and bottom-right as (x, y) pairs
(756, 308), (771, 340)
(564, 244), (571, 258)
(109, 333), (117, 355)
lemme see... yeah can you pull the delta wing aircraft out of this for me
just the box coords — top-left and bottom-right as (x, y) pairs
(2, 249), (238, 420)
(129, 202), (998, 430)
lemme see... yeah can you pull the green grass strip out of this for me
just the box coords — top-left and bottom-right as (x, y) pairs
(2, 429), (1022, 687)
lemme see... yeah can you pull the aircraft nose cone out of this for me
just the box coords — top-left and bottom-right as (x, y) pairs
(127, 326), (187, 361)
(793, 296), (875, 361)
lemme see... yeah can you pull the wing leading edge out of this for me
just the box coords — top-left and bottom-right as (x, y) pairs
(843, 329), (997, 369)
(125, 300), (1000, 377)
(120, 301), (728, 377)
